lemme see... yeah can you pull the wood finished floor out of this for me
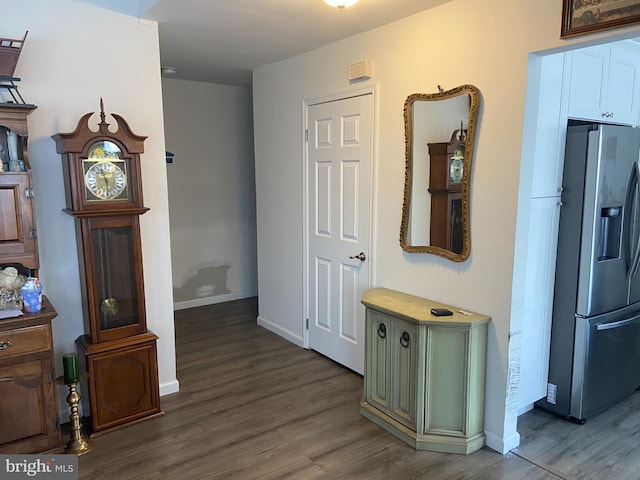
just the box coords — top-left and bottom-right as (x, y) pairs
(77, 298), (637, 479)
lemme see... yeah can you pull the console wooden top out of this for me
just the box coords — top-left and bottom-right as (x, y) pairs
(361, 288), (490, 326)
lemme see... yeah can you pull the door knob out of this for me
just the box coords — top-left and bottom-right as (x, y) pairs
(349, 252), (366, 261)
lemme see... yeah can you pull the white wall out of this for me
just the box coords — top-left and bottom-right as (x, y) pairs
(253, 0), (640, 453)
(162, 78), (257, 309)
(3, 0), (178, 413)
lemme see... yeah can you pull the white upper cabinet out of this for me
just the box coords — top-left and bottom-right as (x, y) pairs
(566, 42), (640, 126)
(530, 53), (568, 198)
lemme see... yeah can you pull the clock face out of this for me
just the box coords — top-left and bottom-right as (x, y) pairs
(83, 141), (129, 201)
(449, 147), (464, 184)
(84, 160), (128, 200)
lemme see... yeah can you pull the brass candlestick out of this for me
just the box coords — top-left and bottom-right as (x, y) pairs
(57, 374), (92, 455)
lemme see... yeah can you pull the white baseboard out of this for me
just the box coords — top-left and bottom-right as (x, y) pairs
(160, 379), (180, 397)
(257, 315), (304, 347)
(485, 429), (521, 454)
(517, 403), (534, 416)
(173, 290), (257, 311)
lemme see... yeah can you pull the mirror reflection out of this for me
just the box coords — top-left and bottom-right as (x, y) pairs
(400, 85), (480, 261)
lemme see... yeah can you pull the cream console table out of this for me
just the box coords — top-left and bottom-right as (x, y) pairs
(360, 288), (490, 454)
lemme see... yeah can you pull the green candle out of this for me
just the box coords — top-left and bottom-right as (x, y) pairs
(63, 353), (79, 384)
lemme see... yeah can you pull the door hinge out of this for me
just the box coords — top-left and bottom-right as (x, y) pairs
(305, 129), (309, 142)
(29, 229), (37, 240)
(54, 418), (60, 431)
(50, 368), (56, 382)
(25, 188), (34, 198)
(306, 318), (309, 330)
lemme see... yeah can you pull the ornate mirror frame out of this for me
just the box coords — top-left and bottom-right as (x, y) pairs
(400, 84), (481, 261)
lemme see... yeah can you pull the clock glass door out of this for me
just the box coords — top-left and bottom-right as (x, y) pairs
(93, 226), (137, 330)
(85, 216), (146, 342)
(449, 196), (463, 254)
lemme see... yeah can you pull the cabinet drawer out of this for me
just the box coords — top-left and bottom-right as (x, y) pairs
(0, 324), (51, 360)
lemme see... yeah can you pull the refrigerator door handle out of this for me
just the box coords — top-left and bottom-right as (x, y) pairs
(625, 162), (640, 278)
(596, 313), (640, 331)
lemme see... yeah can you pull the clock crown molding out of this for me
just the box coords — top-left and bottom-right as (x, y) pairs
(52, 99), (147, 214)
(51, 99), (146, 154)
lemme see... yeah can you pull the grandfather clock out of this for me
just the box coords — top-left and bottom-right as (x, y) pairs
(428, 125), (466, 253)
(52, 100), (162, 436)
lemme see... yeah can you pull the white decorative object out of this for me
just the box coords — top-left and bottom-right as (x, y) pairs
(6, 130), (19, 161)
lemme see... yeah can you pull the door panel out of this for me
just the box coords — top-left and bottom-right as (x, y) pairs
(576, 126), (640, 316)
(340, 263), (359, 342)
(0, 173), (36, 257)
(571, 308), (640, 420)
(307, 94), (372, 374)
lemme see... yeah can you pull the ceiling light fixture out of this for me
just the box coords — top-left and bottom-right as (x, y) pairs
(323, 0), (359, 11)
(161, 66), (177, 75)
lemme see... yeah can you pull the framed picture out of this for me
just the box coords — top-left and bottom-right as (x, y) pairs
(562, 0), (640, 38)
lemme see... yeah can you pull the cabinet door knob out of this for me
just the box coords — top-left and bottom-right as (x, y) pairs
(0, 340), (13, 351)
(377, 323), (387, 338)
(400, 331), (410, 348)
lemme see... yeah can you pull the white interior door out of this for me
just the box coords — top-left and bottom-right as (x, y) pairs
(306, 93), (372, 375)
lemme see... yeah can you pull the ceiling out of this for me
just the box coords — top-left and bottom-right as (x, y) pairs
(140, 0), (452, 87)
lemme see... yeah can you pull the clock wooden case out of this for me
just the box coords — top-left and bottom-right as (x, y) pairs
(52, 101), (161, 436)
(428, 126), (466, 254)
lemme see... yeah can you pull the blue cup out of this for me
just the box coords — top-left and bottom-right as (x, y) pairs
(21, 285), (42, 313)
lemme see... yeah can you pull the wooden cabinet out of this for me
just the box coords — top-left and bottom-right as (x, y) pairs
(76, 333), (161, 435)
(0, 104), (38, 271)
(0, 300), (64, 453)
(0, 103), (63, 453)
(360, 288), (489, 454)
(0, 173), (37, 268)
(566, 42), (640, 125)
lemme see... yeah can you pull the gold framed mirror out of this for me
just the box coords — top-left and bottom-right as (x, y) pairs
(400, 84), (480, 261)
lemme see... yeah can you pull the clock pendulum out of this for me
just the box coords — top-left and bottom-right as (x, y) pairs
(94, 229), (120, 327)
(52, 100), (162, 436)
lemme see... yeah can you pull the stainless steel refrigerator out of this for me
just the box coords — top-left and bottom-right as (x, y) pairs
(536, 123), (640, 422)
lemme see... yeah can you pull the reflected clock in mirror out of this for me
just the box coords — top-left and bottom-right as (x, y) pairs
(400, 85), (480, 261)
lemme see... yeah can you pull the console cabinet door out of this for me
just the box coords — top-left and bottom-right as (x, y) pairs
(389, 318), (418, 428)
(0, 358), (59, 453)
(364, 312), (418, 430)
(0, 172), (37, 267)
(365, 310), (390, 411)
